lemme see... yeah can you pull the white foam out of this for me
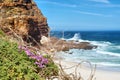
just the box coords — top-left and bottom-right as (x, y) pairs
(93, 62), (120, 67)
(97, 51), (120, 57)
(68, 33), (81, 41)
(90, 41), (112, 47)
(115, 45), (120, 49)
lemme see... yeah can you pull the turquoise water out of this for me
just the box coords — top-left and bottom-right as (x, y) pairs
(51, 31), (120, 71)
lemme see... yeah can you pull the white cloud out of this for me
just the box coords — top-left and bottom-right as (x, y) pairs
(91, 3), (120, 8)
(101, 4), (120, 7)
(89, 0), (110, 4)
(75, 10), (112, 17)
(35, 1), (77, 8)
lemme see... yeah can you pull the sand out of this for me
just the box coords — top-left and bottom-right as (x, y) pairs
(54, 59), (120, 80)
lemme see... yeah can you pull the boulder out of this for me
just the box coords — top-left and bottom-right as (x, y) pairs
(40, 36), (50, 45)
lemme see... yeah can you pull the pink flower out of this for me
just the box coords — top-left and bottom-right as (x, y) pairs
(18, 45), (48, 68)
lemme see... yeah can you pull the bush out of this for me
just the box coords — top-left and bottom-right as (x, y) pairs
(0, 29), (58, 79)
(0, 37), (43, 80)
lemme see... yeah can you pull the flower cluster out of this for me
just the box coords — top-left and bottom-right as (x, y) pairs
(19, 46), (48, 68)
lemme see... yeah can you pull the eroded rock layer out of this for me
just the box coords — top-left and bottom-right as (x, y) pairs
(0, 0), (49, 43)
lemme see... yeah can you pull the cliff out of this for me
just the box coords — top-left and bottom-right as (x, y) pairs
(0, 0), (49, 43)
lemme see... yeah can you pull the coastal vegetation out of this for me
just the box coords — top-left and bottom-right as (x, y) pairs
(0, 30), (58, 80)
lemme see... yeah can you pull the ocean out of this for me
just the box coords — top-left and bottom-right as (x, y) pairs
(50, 31), (120, 71)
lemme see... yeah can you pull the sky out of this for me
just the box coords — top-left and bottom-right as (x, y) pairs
(34, 0), (120, 31)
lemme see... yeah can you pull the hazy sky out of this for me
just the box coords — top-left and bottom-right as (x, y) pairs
(35, 0), (120, 31)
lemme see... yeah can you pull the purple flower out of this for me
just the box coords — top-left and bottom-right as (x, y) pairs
(36, 55), (42, 61)
(41, 58), (48, 64)
(34, 56), (48, 68)
(25, 49), (34, 56)
(19, 46), (34, 56)
(35, 61), (45, 68)
(31, 54), (48, 68)
(30, 55), (42, 61)
(18, 45), (48, 68)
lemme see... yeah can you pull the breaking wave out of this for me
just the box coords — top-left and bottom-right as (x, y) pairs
(58, 33), (120, 69)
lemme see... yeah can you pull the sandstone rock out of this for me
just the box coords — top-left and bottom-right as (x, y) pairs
(0, 0), (49, 43)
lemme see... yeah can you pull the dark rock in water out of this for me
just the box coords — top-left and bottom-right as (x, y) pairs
(0, 0), (49, 43)
(68, 51), (73, 54)
(43, 37), (97, 51)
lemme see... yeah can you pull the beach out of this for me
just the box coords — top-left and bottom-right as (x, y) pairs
(54, 59), (120, 80)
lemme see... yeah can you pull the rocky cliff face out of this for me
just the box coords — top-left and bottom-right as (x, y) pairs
(0, 0), (49, 43)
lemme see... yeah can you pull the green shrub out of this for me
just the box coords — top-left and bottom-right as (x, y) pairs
(0, 29), (5, 37)
(0, 29), (59, 79)
(0, 38), (43, 80)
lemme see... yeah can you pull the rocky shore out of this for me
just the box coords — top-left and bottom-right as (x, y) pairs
(40, 37), (97, 52)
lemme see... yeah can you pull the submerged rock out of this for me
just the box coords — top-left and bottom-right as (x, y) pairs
(0, 0), (49, 43)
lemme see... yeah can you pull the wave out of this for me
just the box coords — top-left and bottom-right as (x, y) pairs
(115, 45), (120, 49)
(90, 41), (112, 47)
(97, 51), (120, 57)
(93, 62), (120, 67)
(66, 33), (112, 45)
(67, 33), (82, 41)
